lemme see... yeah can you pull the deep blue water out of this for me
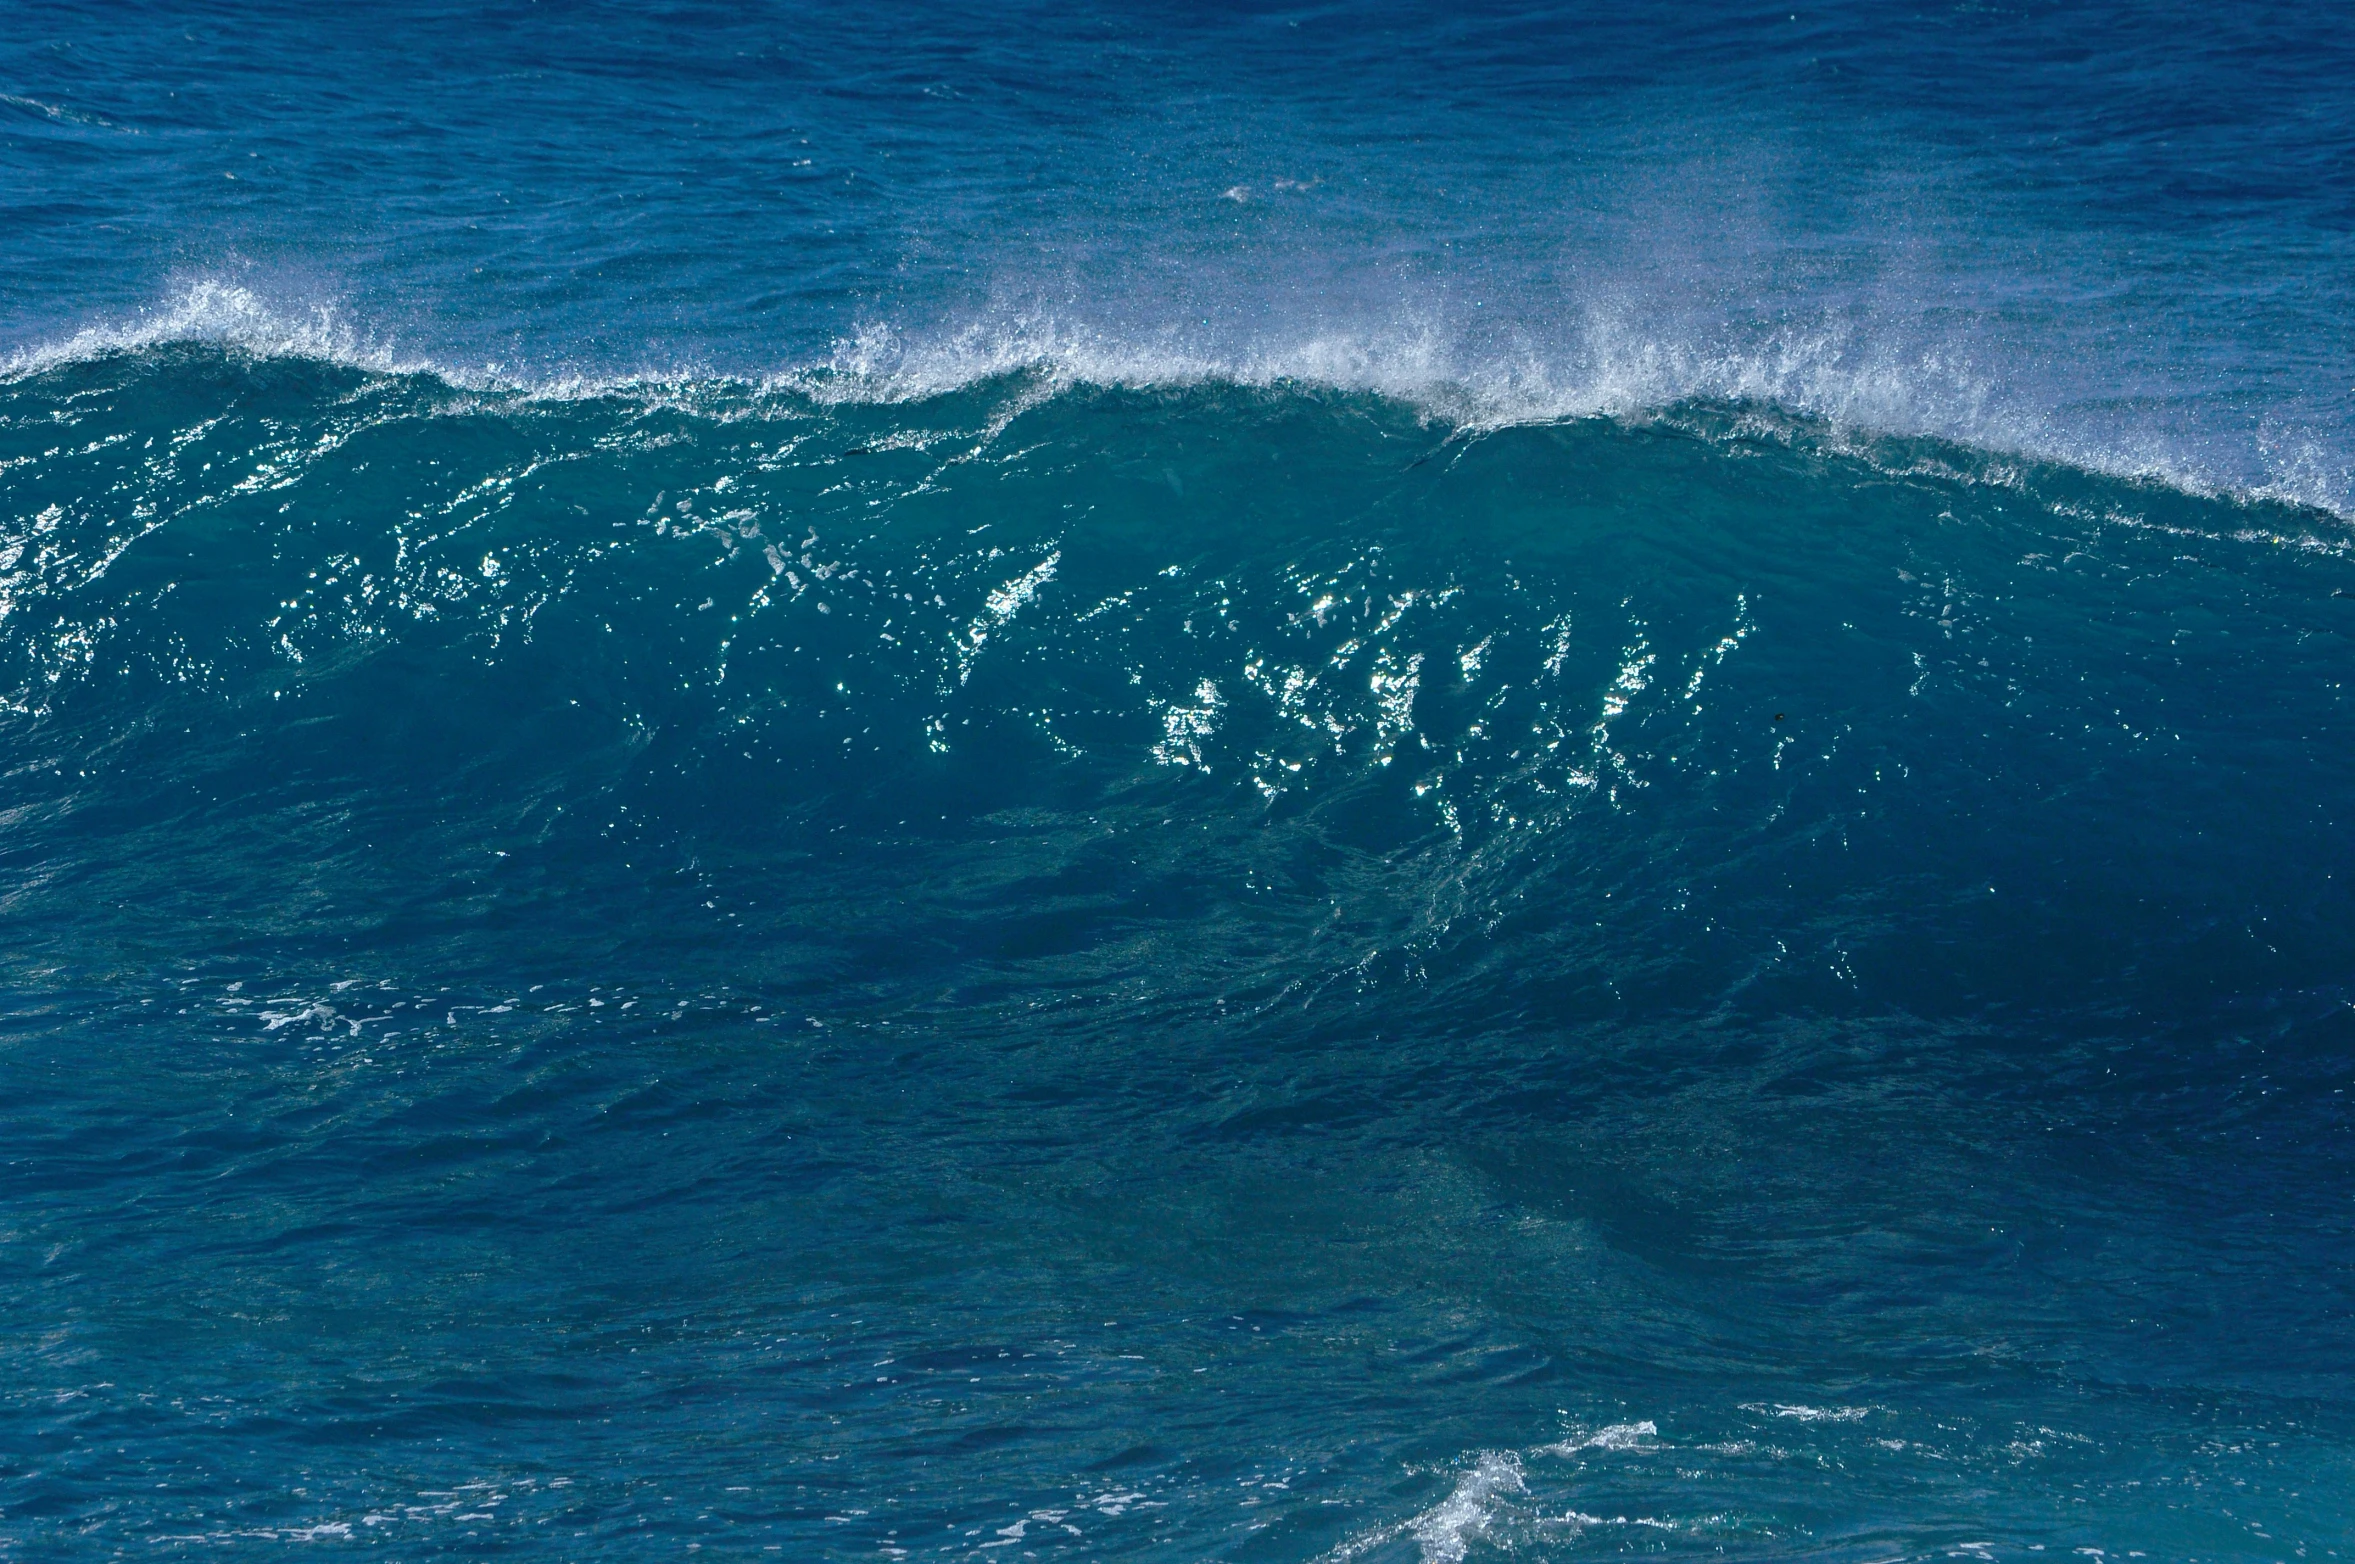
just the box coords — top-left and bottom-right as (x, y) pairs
(3, 4), (2354, 1558)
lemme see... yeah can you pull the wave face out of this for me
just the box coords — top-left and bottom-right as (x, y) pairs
(5, 347), (2355, 1555)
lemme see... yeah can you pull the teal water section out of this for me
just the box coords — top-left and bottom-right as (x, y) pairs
(3, 349), (2353, 1557)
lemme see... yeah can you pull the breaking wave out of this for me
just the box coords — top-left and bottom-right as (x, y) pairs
(10, 281), (2347, 519)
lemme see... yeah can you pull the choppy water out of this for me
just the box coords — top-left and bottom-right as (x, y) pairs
(4, 4), (2353, 1559)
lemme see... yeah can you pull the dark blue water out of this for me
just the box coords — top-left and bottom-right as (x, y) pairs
(4, 4), (2354, 1558)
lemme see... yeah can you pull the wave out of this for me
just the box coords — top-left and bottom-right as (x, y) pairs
(5, 335), (2352, 1031)
(8, 312), (2355, 1558)
(8, 281), (2347, 519)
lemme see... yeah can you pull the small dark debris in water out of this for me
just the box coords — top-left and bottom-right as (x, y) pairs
(844, 447), (875, 457)
(1774, 713), (1786, 721)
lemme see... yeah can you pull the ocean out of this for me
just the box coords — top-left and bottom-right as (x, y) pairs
(3, 3), (2352, 1558)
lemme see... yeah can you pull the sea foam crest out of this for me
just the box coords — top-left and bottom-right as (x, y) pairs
(10, 282), (2349, 518)
(794, 310), (2350, 517)
(0, 280), (437, 382)
(793, 310), (1974, 434)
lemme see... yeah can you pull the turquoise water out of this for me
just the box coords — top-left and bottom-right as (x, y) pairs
(6, 3), (2355, 1557)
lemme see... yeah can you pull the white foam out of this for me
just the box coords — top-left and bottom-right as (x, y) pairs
(1320, 1451), (1527, 1564)
(1, 280), (432, 382)
(1745, 1403), (1871, 1423)
(775, 310), (2355, 517)
(9, 281), (2349, 519)
(0, 92), (135, 132)
(1408, 1452), (1525, 1564)
(1541, 1419), (1661, 1456)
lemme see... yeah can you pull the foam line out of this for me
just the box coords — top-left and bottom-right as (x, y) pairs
(7, 281), (2349, 520)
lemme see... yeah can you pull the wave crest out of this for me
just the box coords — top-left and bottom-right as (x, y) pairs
(8, 281), (2349, 519)
(1, 281), (433, 382)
